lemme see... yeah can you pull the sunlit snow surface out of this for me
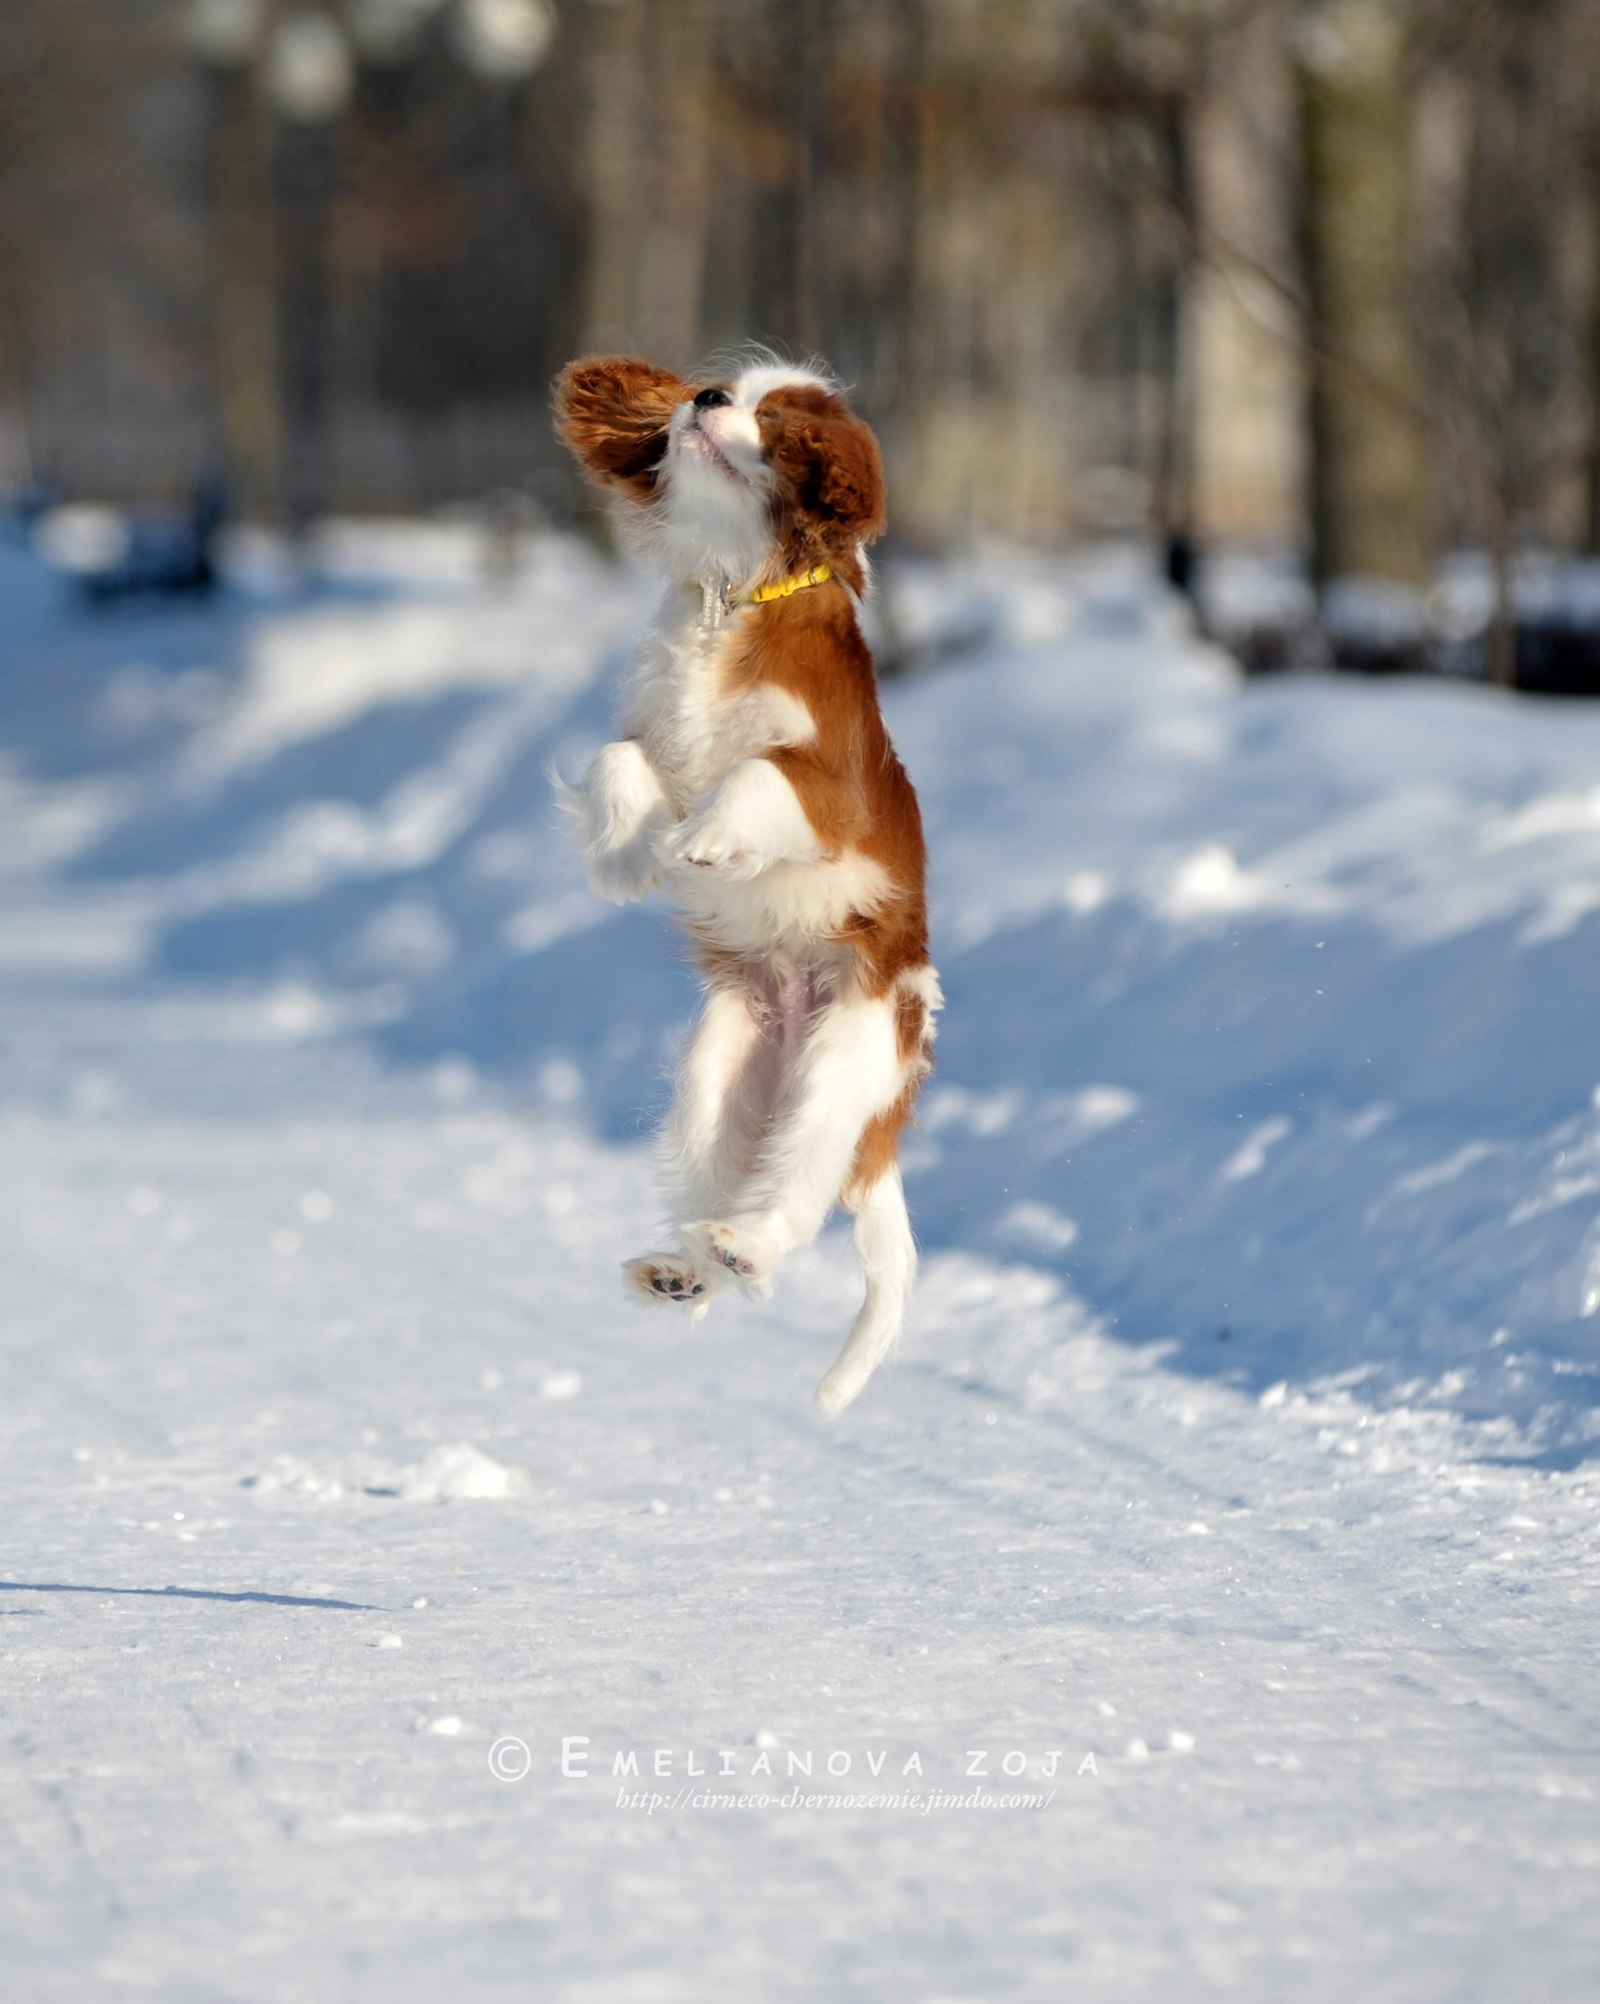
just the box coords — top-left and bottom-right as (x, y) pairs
(0, 527), (1597, 2001)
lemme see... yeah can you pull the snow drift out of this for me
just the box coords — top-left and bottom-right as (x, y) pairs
(6, 525), (1598, 1459)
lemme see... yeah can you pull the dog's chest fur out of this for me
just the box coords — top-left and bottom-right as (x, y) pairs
(621, 590), (811, 817)
(615, 587), (887, 960)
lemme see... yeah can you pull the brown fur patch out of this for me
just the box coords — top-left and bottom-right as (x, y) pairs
(754, 384), (886, 595)
(894, 983), (932, 1067)
(729, 575), (936, 1208)
(840, 986), (936, 1207)
(553, 356), (691, 504)
(842, 1086), (919, 1208)
(725, 583), (929, 999)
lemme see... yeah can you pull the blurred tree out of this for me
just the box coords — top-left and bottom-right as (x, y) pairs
(578, 0), (714, 369)
(771, 0), (831, 357)
(1406, 0), (1599, 676)
(201, 30), (281, 516)
(0, 0), (210, 501)
(0, 0), (1595, 631)
(1295, 0), (1434, 587)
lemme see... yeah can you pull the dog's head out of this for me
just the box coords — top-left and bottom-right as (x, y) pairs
(553, 353), (885, 595)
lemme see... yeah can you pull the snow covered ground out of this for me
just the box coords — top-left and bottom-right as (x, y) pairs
(1, 524), (1597, 2001)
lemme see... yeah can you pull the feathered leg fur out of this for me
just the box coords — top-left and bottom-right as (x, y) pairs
(623, 981), (774, 1315)
(555, 739), (671, 905)
(675, 988), (916, 1411)
(624, 980), (921, 1412)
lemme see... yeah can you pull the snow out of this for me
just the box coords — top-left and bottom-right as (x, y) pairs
(1, 525), (1598, 2000)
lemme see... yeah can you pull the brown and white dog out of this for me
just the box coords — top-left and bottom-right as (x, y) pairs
(553, 352), (940, 1414)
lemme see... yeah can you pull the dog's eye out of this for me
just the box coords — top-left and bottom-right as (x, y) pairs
(692, 387), (732, 411)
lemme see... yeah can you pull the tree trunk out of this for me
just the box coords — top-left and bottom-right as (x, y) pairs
(578, 0), (713, 372)
(1296, 0), (1432, 586)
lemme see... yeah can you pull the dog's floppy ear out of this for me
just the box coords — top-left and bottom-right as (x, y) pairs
(553, 356), (689, 504)
(756, 392), (887, 542)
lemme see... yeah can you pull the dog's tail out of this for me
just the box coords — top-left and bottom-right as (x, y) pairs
(815, 1166), (915, 1417)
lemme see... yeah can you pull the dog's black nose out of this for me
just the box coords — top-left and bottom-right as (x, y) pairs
(693, 386), (732, 410)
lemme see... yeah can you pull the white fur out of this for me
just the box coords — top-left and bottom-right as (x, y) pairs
(661, 965), (930, 1414)
(554, 737), (670, 905)
(675, 854), (894, 966)
(659, 757), (824, 878)
(663, 982), (772, 1223)
(753, 683), (818, 748)
(557, 354), (935, 1413)
(698, 989), (904, 1270)
(633, 403), (773, 593)
(728, 360), (837, 408)
(816, 1167), (916, 1418)
(899, 962), (946, 1038)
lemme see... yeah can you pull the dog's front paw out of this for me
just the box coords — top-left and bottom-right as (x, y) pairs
(588, 836), (661, 905)
(658, 812), (761, 878)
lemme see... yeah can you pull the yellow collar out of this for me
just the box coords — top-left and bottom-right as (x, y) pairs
(741, 564), (833, 605)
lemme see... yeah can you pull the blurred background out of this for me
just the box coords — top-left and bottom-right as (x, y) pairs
(5, 0), (1600, 682)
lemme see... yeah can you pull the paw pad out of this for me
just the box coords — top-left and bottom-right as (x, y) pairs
(624, 1253), (712, 1306)
(690, 1221), (772, 1292)
(646, 1269), (704, 1299)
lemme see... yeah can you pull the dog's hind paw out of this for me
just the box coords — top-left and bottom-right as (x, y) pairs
(686, 1220), (776, 1299)
(622, 1251), (716, 1318)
